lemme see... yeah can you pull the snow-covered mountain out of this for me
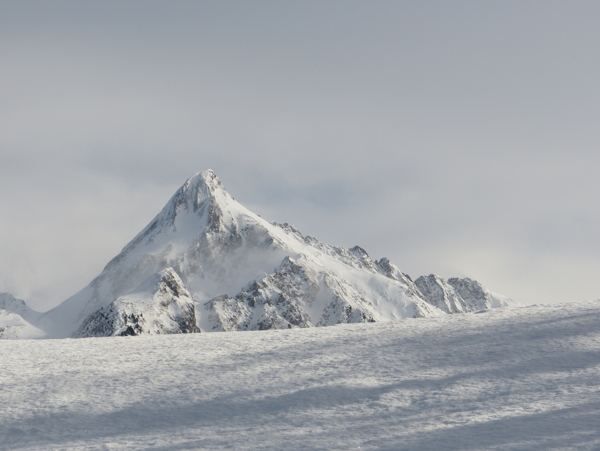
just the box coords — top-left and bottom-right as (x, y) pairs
(29, 170), (517, 338)
(77, 268), (200, 337)
(414, 275), (513, 314)
(0, 293), (45, 339)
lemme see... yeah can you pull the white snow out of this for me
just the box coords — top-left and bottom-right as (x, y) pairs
(0, 310), (45, 339)
(2, 300), (600, 450)
(0, 294), (44, 339)
(35, 170), (514, 338)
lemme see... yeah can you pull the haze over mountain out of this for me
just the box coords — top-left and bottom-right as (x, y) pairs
(2, 171), (517, 339)
(3, 2), (600, 310)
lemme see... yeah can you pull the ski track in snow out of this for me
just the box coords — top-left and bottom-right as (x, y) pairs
(1, 301), (600, 450)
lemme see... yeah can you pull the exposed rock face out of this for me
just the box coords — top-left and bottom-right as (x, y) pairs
(205, 256), (317, 331)
(205, 255), (389, 332)
(414, 275), (516, 313)
(414, 274), (469, 314)
(77, 268), (200, 337)
(447, 277), (514, 309)
(375, 258), (425, 299)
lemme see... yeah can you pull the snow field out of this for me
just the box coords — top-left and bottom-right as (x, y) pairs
(1, 300), (600, 450)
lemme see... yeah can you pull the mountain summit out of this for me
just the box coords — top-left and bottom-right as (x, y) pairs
(24, 170), (519, 338)
(126, 169), (236, 245)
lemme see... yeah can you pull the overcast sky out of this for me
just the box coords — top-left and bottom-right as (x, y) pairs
(2, 1), (600, 311)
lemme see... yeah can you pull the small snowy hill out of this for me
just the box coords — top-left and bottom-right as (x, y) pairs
(0, 293), (44, 339)
(1, 300), (599, 450)
(34, 170), (518, 338)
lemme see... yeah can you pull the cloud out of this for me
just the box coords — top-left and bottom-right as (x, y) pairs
(1, 2), (600, 309)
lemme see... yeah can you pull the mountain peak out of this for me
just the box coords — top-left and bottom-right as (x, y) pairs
(174, 169), (231, 212)
(36, 171), (519, 339)
(121, 170), (237, 249)
(184, 169), (224, 196)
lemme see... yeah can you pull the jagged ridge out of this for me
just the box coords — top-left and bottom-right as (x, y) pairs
(26, 170), (519, 339)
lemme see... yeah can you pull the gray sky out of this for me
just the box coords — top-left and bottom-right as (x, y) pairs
(2, 1), (600, 311)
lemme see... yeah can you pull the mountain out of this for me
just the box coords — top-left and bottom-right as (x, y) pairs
(37, 170), (517, 338)
(0, 293), (45, 339)
(77, 268), (200, 337)
(413, 275), (513, 313)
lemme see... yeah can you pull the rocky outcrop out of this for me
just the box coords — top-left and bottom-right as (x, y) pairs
(77, 268), (200, 337)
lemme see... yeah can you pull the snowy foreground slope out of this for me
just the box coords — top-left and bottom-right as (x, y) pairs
(22, 169), (515, 339)
(2, 300), (599, 451)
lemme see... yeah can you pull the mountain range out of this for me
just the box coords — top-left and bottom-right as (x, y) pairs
(0, 170), (517, 339)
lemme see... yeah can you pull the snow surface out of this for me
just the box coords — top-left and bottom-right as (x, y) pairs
(2, 300), (600, 450)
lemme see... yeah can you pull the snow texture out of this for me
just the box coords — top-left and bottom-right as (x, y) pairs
(1, 300), (599, 450)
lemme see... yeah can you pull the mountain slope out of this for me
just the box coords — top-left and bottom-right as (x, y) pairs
(0, 293), (45, 339)
(40, 170), (293, 336)
(39, 170), (517, 338)
(77, 268), (200, 337)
